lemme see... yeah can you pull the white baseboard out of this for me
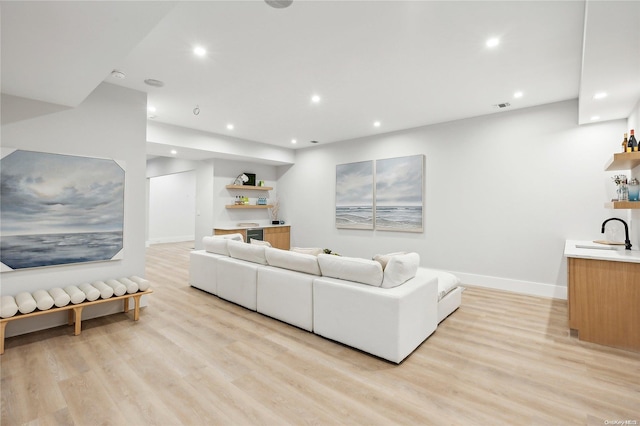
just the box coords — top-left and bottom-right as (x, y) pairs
(451, 271), (567, 300)
(147, 235), (194, 245)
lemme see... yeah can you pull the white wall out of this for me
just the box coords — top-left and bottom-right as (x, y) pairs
(146, 156), (215, 250)
(278, 100), (628, 299)
(1, 83), (148, 336)
(148, 171), (196, 244)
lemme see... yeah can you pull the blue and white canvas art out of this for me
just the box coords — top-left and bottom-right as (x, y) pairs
(0, 149), (125, 271)
(335, 160), (374, 229)
(375, 155), (424, 232)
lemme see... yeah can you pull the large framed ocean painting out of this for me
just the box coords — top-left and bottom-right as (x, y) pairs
(375, 155), (424, 232)
(335, 160), (374, 229)
(0, 149), (125, 271)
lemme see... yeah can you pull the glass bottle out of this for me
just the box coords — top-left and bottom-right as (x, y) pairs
(628, 129), (638, 152)
(622, 133), (628, 153)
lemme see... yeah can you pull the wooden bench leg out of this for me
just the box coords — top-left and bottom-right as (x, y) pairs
(0, 322), (7, 355)
(72, 306), (84, 336)
(68, 310), (74, 326)
(123, 297), (129, 314)
(133, 295), (142, 321)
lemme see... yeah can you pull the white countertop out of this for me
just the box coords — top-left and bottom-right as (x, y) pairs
(564, 240), (640, 264)
(214, 223), (290, 230)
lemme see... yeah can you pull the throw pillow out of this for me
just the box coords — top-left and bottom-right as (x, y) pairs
(250, 238), (272, 247)
(373, 251), (408, 270)
(291, 247), (324, 256)
(381, 252), (420, 288)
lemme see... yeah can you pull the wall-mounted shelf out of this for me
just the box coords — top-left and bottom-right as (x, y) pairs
(604, 152), (640, 171)
(225, 184), (273, 191)
(604, 201), (640, 209)
(225, 204), (273, 209)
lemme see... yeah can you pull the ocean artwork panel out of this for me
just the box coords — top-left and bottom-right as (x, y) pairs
(336, 160), (374, 229)
(0, 149), (125, 271)
(375, 155), (424, 232)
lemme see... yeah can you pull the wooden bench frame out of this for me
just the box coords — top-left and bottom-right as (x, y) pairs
(0, 289), (152, 354)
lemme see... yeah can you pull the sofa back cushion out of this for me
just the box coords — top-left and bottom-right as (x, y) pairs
(203, 236), (229, 256)
(227, 240), (268, 264)
(291, 247), (324, 256)
(381, 252), (420, 288)
(265, 247), (321, 275)
(317, 254), (383, 287)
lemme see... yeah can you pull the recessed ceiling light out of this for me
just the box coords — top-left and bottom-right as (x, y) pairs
(147, 106), (156, 113)
(144, 79), (164, 88)
(291, 139), (297, 144)
(373, 121), (381, 127)
(193, 46), (207, 57)
(311, 94), (321, 103)
(513, 91), (523, 98)
(111, 70), (126, 79)
(226, 123), (234, 130)
(170, 149), (177, 155)
(486, 37), (500, 48)
(590, 115), (601, 121)
(265, 0), (293, 8)
(593, 92), (608, 100)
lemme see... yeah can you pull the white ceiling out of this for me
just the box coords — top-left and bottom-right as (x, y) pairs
(2, 1), (639, 153)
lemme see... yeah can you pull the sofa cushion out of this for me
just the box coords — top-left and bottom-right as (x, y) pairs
(381, 252), (420, 288)
(373, 251), (408, 269)
(221, 233), (244, 242)
(250, 238), (272, 247)
(265, 247), (321, 275)
(317, 254), (383, 287)
(227, 240), (268, 265)
(203, 236), (229, 256)
(291, 247), (324, 256)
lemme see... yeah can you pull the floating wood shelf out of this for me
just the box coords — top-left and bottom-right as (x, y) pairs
(604, 201), (640, 209)
(604, 152), (640, 171)
(225, 184), (273, 191)
(225, 204), (273, 209)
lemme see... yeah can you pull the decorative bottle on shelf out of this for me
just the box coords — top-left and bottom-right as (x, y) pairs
(628, 129), (638, 152)
(622, 133), (628, 152)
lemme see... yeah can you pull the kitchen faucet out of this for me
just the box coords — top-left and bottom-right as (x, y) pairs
(601, 218), (632, 250)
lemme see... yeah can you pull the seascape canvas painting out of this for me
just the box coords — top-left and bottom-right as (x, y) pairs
(335, 160), (374, 229)
(0, 149), (125, 271)
(375, 155), (424, 232)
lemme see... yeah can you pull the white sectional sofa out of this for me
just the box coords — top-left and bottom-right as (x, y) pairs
(189, 235), (463, 363)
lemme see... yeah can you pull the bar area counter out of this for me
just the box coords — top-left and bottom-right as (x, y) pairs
(564, 240), (640, 352)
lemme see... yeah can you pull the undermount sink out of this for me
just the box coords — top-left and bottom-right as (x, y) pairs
(574, 243), (622, 250)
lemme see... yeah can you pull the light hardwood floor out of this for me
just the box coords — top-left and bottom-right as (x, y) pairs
(2, 241), (639, 425)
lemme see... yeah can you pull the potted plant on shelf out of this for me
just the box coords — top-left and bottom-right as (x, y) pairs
(270, 198), (280, 224)
(612, 174), (628, 201)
